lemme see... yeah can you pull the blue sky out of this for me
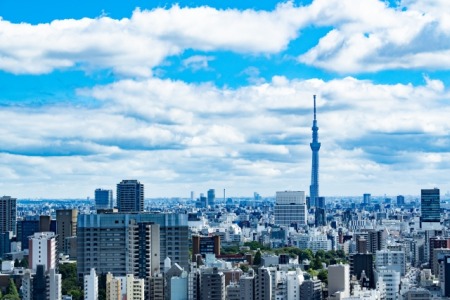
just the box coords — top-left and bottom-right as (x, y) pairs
(1, 0), (450, 198)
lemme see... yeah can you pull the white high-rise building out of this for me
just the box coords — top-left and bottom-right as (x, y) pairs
(29, 232), (57, 271)
(84, 268), (98, 300)
(375, 250), (406, 276)
(286, 269), (304, 300)
(375, 267), (400, 300)
(49, 268), (62, 300)
(274, 191), (307, 226)
(328, 264), (350, 299)
(124, 274), (145, 300)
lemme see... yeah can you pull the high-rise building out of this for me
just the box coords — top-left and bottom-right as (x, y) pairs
(106, 272), (121, 300)
(421, 188), (440, 228)
(77, 213), (189, 278)
(309, 95), (321, 207)
(300, 279), (322, 300)
(274, 191), (307, 227)
(200, 267), (225, 300)
(84, 268), (98, 300)
(255, 267), (272, 300)
(363, 193), (371, 205)
(239, 270), (255, 300)
(207, 189), (215, 207)
(429, 237), (450, 273)
(315, 208), (326, 227)
(375, 250), (406, 276)
(22, 265), (62, 300)
(396, 195), (405, 206)
(17, 215), (56, 251)
(95, 189), (113, 210)
(126, 274), (145, 300)
(56, 209), (78, 255)
(375, 267), (400, 300)
(0, 196), (17, 235)
(350, 253), (374, 288)
(29, 232), (57, 272)
(328, 264), (350, 298)
(117, 180), (144, 212)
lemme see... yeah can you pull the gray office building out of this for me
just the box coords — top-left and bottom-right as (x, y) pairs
(95, 189), (113, 210)
(200, 267), (225, 300)
(300, 279), (322, 300)
(0, 196), (16, 235)
(77, 213), (189, 279)
(117, 180), (144, 212)
(255, 267), (272, 300)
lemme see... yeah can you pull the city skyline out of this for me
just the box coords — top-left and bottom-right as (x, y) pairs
(1, 0), (450, 198)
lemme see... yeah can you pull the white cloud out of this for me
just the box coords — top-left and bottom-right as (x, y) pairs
(0, 3), (305, 76)
(299, 0), (450, 72)
(1, 76), (450, 197)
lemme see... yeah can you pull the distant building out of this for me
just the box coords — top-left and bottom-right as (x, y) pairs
(363, 193), (371, 205)
(56, 209), (78, 255)
(421, 188), (440, 228)
(396, 195), (405, 206)
(117, 180), (144, 212)
(309, 95), (321, 207)
(0, 196), (17, 235)
(207, 189), (215, 207)
(95, 189), (113, 210)
(274, 191), (307, 227)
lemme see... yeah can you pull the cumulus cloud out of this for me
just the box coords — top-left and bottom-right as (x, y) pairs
(1, 0), (449, 76)
(299, 0), (450, 72)
(1, 76), (450, 197)
(0, 3), (305, 76)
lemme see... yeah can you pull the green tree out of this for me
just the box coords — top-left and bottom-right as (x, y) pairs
(244, 241), (269, 251)
(239, 264), (249, 273)
(68, 289), (83, 300)
(310, 257), (323, 270)
(3, 279), (20, 300)
(253, 250), (262, 266)
(13, 259), (19, 268)
(19, 257), (28, 268)
(318, 269), (328, 285)
(298, 249), (314, 262)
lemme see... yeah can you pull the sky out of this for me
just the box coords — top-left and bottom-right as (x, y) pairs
(1, 0), (450, 199)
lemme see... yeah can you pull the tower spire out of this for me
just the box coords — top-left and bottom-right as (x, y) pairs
(310, 95), (321, 207)
(314, 94), (317, 121)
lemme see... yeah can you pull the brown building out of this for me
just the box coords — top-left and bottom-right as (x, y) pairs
(56, 209), (78, 255)
(192, 235), (220, 259)
(429, 237), (450, 272)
